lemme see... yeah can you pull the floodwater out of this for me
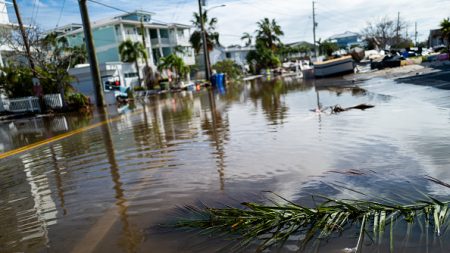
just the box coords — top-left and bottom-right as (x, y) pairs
(1, 76), (450, 253)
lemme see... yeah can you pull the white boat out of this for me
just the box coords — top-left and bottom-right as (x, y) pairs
(313, 56), (355, 78)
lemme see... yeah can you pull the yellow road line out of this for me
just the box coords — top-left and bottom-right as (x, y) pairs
(0, 111), (139, 160)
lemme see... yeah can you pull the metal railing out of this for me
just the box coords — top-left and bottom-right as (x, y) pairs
(44, 94), (63, 109)
(6, 96), (41, 113)
(0, 94), (64, 113)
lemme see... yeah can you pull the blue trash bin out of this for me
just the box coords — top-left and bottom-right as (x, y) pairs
(216, 73), (224, 86)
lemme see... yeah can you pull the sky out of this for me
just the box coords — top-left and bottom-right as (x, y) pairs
(9, 0), (450, 46)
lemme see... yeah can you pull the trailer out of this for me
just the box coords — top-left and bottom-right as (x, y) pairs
(68, 62), (140, 105)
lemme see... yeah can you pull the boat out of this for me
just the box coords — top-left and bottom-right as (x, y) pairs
(313, 56), (355, 78)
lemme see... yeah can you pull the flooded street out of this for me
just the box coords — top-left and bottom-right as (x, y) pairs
(2, 76), (450, 253)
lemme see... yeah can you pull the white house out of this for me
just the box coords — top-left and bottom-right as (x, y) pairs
(53, 11), (196, 76)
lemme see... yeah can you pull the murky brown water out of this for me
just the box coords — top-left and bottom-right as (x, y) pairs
(1, 76), (450, 252)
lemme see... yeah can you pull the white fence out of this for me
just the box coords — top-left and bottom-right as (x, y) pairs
(0, 94), (63, 113)
(44, 94), (63, 109)
(7, 97), (41, 113)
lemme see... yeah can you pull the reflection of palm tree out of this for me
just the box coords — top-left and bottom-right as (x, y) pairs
(249, 79), (288, 125)
(119, 40), (148, 86)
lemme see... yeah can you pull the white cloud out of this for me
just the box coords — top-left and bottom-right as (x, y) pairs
(21, 0), (450, 45)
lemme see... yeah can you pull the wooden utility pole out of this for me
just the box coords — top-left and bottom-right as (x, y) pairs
(12, 0), (35, 72)
(78, 0), (105, 107)
(198, 0), (211, 81)
(396, 12), (400, 45)
(140, 18), (150, 69)
(312, 1), (318, 58)
(414, 22), (418, 46)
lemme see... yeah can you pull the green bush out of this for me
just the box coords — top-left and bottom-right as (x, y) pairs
(67, 93), (90, 109)
(212, 59), (243, 80)
(133, 86), (145, 91)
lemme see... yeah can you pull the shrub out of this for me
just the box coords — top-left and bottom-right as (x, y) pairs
(212, 59), (243, 80)
(67, 93), (90, 109)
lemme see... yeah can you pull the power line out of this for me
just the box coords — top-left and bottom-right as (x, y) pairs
(55, 0), (67, 28)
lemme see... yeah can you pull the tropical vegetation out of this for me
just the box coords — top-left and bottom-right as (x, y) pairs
(240, 32), (252, 47)
(245, 18), (284, 74)
(440, 17), (450, 52)
(157, 54), (190, 84)
(189, 10), (220, 54)
(0, 32), (88, 99)
(119, 39), (147, 86)
(212, 59), (243, 81)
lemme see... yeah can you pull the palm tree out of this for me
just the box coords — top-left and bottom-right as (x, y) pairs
(441, 18), (450, 52)
(241, 32), (253, 47)
(189, 10), (220, 54)
(118, 40), (147, 86)
(255, 18), (284, 52)
(158, 54), (189, 84)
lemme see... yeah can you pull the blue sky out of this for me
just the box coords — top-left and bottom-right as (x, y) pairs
(9, 0), (450, 46)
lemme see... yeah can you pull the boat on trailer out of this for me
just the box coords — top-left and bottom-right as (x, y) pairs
(313, 56), (355, 78)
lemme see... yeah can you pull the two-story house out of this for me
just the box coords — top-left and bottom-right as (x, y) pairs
(54, 10), (195, 74)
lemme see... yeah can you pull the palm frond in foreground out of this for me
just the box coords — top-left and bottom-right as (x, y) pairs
(175, 194), (450, 252)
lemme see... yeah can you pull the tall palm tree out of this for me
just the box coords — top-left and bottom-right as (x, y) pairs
(241, 32), (253, 47)
(441, 18), (450, 52)
(255, 18), (284, 52)
(118, 40), (147, 86)
(189, 10), (220, 53)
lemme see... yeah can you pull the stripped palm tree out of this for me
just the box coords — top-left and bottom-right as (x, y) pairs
(119, 40), (147, 86)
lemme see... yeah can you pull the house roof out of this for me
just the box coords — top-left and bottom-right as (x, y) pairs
(329, 31), (360, 40)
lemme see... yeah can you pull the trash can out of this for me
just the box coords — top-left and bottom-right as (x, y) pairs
(217, 73), (224, 87)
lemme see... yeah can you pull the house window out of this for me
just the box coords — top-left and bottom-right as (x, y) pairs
(177, 29), (184, 38)
(160, 29), (169, 39)
(152, 48), (161, 65)
(226, 52), (231, 58)
(162, 47), (172, 57)
(149, 29), (158, 39)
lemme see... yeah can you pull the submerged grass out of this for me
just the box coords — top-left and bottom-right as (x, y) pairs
(175, 182), (450, 252)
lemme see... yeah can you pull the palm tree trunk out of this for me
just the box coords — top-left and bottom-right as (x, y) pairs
(135, 60), (142, 87)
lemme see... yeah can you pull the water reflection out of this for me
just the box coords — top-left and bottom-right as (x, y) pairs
(1, 76), (450, 252)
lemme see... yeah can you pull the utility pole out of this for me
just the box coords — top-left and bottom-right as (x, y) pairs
(12, 0), (45, 99)
(396, 11), (400, 45)
(312, 1), (318, 59)
(12, 0), (34, 72)
(78, 0), (105, 107)
(140, 18), (150, 70)
(414, 22), (418, 47)
(198, 0), (211, 81)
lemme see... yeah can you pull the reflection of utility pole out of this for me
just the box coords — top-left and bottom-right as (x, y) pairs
(207, 90), (225, 190)
(99, 110), (141, 252)
(312, 1), (318, 58)
(78, 0), (105, 107)
(198, 0), (211, 81)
